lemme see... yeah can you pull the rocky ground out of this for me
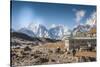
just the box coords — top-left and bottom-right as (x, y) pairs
(11, 32), (96, 67)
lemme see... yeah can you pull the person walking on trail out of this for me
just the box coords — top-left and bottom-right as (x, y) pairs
(72, 49), (76, 56)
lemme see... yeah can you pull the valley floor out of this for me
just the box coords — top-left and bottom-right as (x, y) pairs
(11, 38), (96, 66)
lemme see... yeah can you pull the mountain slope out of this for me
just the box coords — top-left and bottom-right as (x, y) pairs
(18, 28), (35, 37)
(11, 24), (69, 40)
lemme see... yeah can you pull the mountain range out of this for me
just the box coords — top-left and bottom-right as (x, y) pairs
(11, 24), (69, 40)
(73, 23), (96, 33)
(11, 22), (96, 40)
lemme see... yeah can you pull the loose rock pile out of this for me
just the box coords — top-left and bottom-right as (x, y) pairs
(11, 38), (96, 66)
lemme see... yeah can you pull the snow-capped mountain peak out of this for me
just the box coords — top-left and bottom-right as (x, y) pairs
(28, 23), (49, 38)
(13, 23), (69, 40)
(18, 27), (35, 37)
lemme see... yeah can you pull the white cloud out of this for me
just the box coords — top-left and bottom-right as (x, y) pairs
(74, 10), (86, 23)
(86, 12), (96, 26)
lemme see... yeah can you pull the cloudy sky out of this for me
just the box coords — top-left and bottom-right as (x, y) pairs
(11, 1), (96, 30)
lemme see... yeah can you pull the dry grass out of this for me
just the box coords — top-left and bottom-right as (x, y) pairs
(40, 41), (65, 49)
(75, 51), (96, 57)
